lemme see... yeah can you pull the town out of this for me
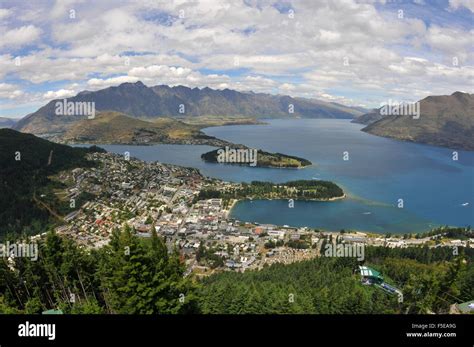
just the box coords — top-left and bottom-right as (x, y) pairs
(43, 152), (473, 278)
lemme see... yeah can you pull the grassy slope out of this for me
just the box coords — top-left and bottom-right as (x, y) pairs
(60, 111), (222, 144)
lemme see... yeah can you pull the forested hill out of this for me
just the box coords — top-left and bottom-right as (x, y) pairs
(201, 148), (312, 168)
(199, 257), (398, 314)
(199, 245), (473, 314)
(0, 128), (93, 172)
(0, 129), (103, 236)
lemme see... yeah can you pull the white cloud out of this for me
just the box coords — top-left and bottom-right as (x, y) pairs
(85, 64), (232, 90)
(0, 0), (472, 112)
(87, 76), (139, 88)
(0, 25), (42, 48)
(426, 26), (473, 60)
(50, 0), (85, 19)
(43, 89), (77, 99)
(0, 83), (24, 99)
(129, 65), (193, 79)
(0, 8), (12, 20)
(449, 0), (474, 12)
(234, 76), (278, 93)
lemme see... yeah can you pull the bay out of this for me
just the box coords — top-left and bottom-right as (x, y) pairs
(86, 119), (474, 233)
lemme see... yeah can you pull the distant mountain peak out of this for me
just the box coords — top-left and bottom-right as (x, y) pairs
(117, 80), (146, 88)
(0, 117), (17, 129)
(451, 91), (471, 98)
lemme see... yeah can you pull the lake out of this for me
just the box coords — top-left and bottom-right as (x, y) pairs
(89, 119), (474, 233)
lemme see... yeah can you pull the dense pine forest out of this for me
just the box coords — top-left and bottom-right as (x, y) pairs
(0, 227), (198, 314)
(199, 257), (399, 314)
(1, 227), (471, 314)
(199, 246), (472, 314)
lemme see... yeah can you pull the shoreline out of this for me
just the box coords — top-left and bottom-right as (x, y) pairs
(225, 199), (238, 218)
(224, 194), (446, 236)
(202, 160), (313, 169)
(229, 194), (346, 204)
(226, 194), (346, 219)
(201, 147), (313, 169)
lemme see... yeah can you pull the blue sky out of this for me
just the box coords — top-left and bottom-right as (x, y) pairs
(0, 0), (472, 118)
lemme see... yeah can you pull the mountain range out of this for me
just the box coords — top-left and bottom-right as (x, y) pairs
(0, 117), (17, 129)
(14, 81), (364, 137)
(351, 109), (383, 125)
(10, 83), (474, 151)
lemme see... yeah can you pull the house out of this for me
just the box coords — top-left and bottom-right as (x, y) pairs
(64, 210), (80, 222)
(344, 235), (367, 243)
(55, 225), (68, 233)
(290, 233), (301, 240)
(254, 227), (264, 235)
(225, 260), (235, 268)
(210, 198), (222, 207)
(121, 182), (133, 189)
(268, 230), (285, 239)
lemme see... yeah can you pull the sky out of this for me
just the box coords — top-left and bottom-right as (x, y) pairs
(0, 0), (473, 119)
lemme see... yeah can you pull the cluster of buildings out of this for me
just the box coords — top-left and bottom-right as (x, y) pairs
(50, 152), (472, 277)
(342, 232), (473, 249)
(54, 152), (203, 248)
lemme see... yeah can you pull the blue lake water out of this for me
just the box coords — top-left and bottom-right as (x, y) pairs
(88, 119), (474, 233)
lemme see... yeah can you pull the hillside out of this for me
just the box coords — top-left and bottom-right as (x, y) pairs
(351, 109), (383, 125)
(54, 112), (312, 167)
(362, 92), (474, 150)
(199, 244), (473, 314)
(0, 129), (101, 236)
(14, 81), (364, 137)
(199, 257), (397, 314)
(58, 111), (232, 146)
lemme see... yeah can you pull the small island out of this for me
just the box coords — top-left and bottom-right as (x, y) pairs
(201, 147), (312, 168)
